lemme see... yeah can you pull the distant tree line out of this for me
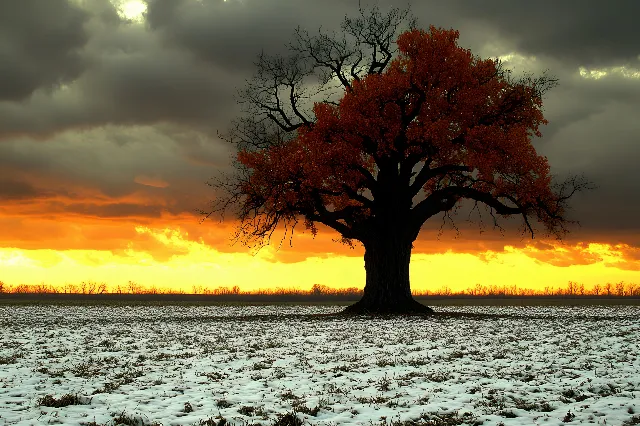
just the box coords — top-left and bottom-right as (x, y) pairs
(1, 280), (639, 297)
(420, 281), (640, 297)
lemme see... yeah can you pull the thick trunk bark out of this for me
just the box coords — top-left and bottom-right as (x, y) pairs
(343, 234), (433, 315)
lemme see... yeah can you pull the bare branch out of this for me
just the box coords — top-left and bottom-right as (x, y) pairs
(343, 2), (415, 76)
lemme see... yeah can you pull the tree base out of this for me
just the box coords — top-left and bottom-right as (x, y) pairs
(341, 297), (434, 316)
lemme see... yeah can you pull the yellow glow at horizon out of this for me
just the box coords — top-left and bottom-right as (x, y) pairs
(1, 226), (639, 293)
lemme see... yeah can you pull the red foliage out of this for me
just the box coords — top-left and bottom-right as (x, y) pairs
(238, 26), (560, 237)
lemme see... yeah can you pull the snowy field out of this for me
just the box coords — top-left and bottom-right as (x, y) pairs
(1, 304), (639, 426)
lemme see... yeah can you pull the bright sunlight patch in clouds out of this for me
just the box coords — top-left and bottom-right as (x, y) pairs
(112, 0), (147, 22)
(579, 65), (640, 80)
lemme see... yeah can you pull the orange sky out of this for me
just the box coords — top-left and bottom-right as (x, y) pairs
(1, 209), (639, 293)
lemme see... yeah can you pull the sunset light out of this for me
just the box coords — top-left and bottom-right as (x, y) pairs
(1, 216), (639, 294)
(1, 0), (638, 298)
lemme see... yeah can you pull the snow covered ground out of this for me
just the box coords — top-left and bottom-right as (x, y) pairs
(0, 304), (639, 426)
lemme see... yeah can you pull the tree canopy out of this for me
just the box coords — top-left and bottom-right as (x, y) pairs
(200, 5), (593, 314)
(214, 25), (588, 252)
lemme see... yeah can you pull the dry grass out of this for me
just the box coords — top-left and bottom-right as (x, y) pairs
(2, 280), (640, 300)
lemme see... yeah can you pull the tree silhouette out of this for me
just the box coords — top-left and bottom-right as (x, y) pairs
(201, 5), (593, 314)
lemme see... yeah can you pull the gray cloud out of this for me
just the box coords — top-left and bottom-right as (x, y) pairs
(445, 0), (640, 68)
(0, 179), (44, 201)
(144, 0), (302, 72)
(0, 0), (90, 101)
(64, 201), (167, 218)
(0, 0), (246, 140)
(0, 124), (235, 218)
(538, 98), (640, 239)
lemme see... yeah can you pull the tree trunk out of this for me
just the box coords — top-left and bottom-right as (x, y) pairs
(343, 233), (433, 315)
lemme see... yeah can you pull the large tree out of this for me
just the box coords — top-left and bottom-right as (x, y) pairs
(201, 5), (592, 315)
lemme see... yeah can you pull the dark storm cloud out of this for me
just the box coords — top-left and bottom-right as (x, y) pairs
(74, 45), (239, 127)
(64, 201), (167, 218)
(1, 0), (639, 249)
(0, 125), (232, 219)
(0, 0), (244, 140)
(0, 179), (43, 200)
(144, 0), (302, 72)
(0, 0), (411, 140)
(0, 0), (90, 101)
(144, 0), (367, 71)
(537, 96), (640, 245)
(445, 0), (640, 68)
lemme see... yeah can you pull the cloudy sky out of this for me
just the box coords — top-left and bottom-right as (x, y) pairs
(1, 0), (639, 293)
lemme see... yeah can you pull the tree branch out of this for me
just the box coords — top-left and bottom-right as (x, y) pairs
(409, 164), (472, 198)
(410, 185), (523, 234)
(346, 163), (379, 196)
(308, 191), (364, 239)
